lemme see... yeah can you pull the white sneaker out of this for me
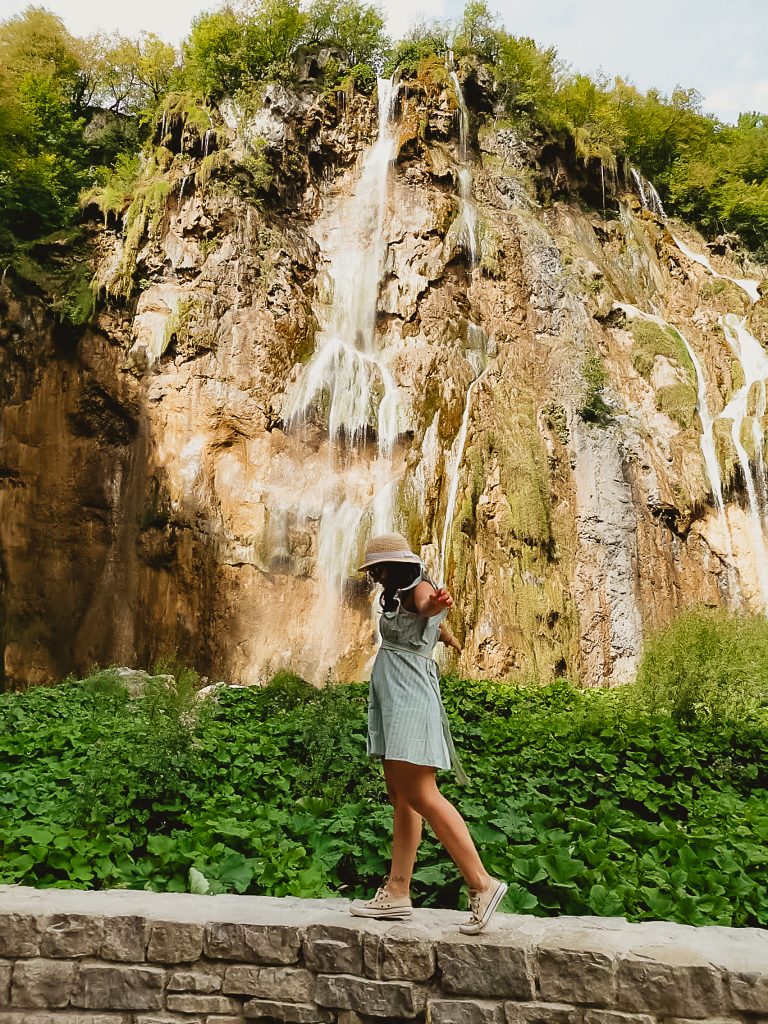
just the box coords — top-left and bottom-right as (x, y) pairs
(458, 877), (508, 934)
(349, 884), (413, 920)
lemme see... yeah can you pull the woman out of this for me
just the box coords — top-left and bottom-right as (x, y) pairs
(349, 532), (507, 934)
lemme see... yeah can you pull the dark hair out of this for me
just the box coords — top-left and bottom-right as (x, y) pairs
(375, 561), (421, 612)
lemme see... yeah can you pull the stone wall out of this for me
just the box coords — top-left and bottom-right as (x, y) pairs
(0, 887), (765, 1024)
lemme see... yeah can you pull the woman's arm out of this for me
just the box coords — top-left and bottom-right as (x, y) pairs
(413, 581), (454, 617)
(439, 622), (462, 652)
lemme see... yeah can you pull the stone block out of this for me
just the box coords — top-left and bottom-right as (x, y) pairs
(101, 916), (150, 961)
(728, 971), (768, 1014)
(664, 1019), (742, 1024)
(39, 915), (105, 958)
(303, 925), (363, 974)
(167, 968), (222, 992)
(437, 941), (534, 1000)
(134, 1017), (204, 1024)
(147, 920), (204, 963)
(72, 963), (166, 1010)
(537, 948), (616, 1006)
(207, 1018), (244, 1024)
(315, 973), (426, 1018)
(365, 932), (435, 982)
(427, 998), (506, 1023)
(204, 922), (301, 965)
(243, 999), (335, 1022)
(0, 915), (40, 957)
(167, 994), (243, 1014)
(616, 955), (724, 1018)
(11, 958), (76, 1008)
(223, 965), (315, 1002)
(505, 1001), (579, 1024)
(0, 1016), (128, 1024)
(584, 1012), (654, 1024)
(0, 961), (11, 1006)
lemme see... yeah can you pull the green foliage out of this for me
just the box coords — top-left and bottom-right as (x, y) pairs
(1, 660), (766, 925)
(635, 609), (768, 725)
(630, 320), (695, 383)
(579, 351), (613, 425)
(383, 19), (448, 77)
(304, 0), (389, 68)
(655, 383), (697, 429)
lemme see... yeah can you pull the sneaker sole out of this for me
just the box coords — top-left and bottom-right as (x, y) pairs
(458, 880), (508, 934)
(349, 905), (413, 919)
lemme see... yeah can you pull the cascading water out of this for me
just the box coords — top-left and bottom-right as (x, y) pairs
(433, 64), (489, 585)
(447, 54), (479, 263)
(630, 167), (666, 218)
(617, 303), (736, 568)
(672, 235), (761, 305)
(283, 78), (403, 608)
(719, 314), (768, 607)
(437, 357), (489, 585)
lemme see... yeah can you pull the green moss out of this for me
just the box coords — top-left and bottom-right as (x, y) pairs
(478, 219), (502, 277)
(162, 296), (217, 359)
(713, 418), (737, 491)
(579, 351), (613, 426)
(655, 383), (697, 429)
(700, 277), (749, 313)
(542, 402), (569, 445)
(746, 381), (764, 418)
(496, 408), (552, 548)
(630, 320), (696, 386)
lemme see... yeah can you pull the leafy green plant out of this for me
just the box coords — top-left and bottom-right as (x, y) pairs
(634, 608), (768, 725)
(579, 351), (613, 425)
(1, 652), (766, 925)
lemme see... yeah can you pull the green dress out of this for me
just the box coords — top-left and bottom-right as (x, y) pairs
(366, 570), (468, 784)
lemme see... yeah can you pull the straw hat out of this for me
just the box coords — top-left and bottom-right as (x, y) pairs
(358, 533), (421, 572)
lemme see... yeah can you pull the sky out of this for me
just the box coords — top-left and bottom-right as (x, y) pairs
(1, 0), (767, 123)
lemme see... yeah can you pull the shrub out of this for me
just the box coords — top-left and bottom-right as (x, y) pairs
(634, 608), (768, 725)
(579, 351), (612, 425)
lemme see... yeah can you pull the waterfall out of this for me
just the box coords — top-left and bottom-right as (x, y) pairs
(448, 59), (479, 263)
(720, 315), (768, 608)
(672, 235), (761, 305)
(630, 166), (666, 218)
(285, 79), (399, 445)
(617, 303), (735, 564)
(437, 359), (489, 585)
(284, 78), (402, 597)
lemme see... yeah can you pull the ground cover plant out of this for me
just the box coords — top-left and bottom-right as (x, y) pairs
(0, 610), (766, 926)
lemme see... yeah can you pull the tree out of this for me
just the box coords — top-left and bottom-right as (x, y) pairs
(304, 0), (389, 67)
(455, 0), (501, 62)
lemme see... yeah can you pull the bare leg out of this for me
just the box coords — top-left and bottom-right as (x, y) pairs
(383, 760), (423, 898)
(384, 759), (490, 893)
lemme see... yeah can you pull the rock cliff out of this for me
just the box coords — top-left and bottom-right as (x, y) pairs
(1, 65), (766, 688)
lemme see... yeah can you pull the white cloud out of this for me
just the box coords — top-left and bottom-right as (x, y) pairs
(707, 78), (768, 121)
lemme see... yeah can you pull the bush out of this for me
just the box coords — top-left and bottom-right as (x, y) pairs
(1, 666), (766, 924)
(634, 608), (768, 725)
(579, 351), (612, 425)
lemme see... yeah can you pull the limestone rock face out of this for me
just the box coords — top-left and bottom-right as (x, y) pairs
(1, 74), (767, 688)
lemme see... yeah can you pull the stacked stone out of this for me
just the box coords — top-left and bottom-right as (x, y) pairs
(0, 887), (766, 1024)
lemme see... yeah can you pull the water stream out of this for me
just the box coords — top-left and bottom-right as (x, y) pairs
(283, 78), (402, 595)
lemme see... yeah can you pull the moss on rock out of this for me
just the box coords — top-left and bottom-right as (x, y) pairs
(630, 319), (695, 385)
(655, 383), (697, 429)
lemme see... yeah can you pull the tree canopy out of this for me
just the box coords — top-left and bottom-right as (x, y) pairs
(0, 0), (766, 262)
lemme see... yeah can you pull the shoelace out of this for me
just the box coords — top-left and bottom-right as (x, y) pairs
(468, 890), (481, 920)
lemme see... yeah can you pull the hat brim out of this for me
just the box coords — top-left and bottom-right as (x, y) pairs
(358, 554), (421, 572)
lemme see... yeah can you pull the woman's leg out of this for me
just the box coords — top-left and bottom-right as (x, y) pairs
(382, 760), (423, 898)
(384, 759), (490, 893)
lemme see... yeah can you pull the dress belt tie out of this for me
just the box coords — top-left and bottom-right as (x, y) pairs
(378, 642), (469, 786)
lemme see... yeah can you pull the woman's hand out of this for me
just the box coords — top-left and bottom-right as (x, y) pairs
(414, 582), (454, 617)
